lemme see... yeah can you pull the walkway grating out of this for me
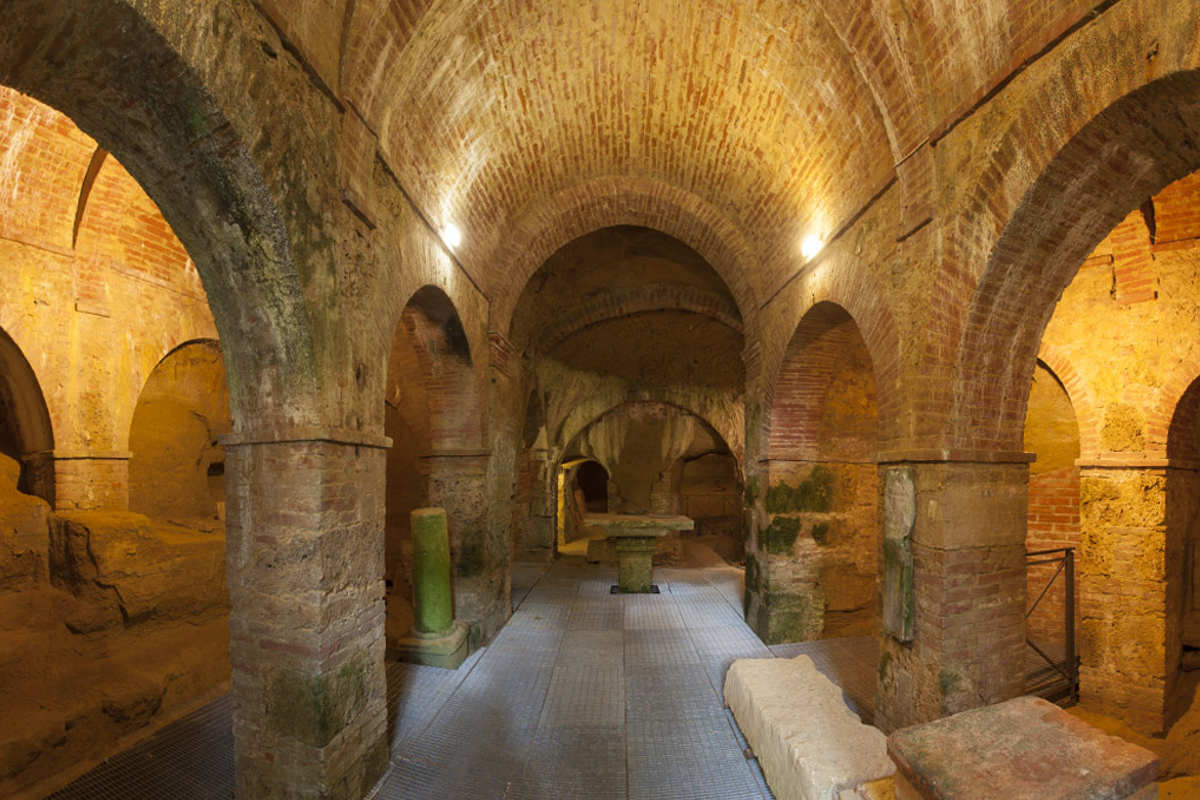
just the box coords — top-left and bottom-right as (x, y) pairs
(46, 559), (878, 800)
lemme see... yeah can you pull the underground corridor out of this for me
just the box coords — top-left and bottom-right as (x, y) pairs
(4, 2), (1200, 799)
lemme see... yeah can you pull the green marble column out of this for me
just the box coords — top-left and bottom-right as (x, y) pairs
(412, 507), (452, 634)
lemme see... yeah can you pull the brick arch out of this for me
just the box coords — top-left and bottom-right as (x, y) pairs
(950, 68), (1200, 454)
(765, 301), (880, 462)
(536, 285), (742, 352)
(388, 284), (482, 453)
(490, 175), (760, 339)
(1157, 361), (1200, 460)
(1035, 344), (1100, 460)
(0, 0), (316, 430)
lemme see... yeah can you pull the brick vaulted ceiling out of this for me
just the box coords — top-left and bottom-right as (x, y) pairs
(315, 1), (1093, 310)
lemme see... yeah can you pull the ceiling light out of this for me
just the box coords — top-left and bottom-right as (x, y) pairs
(801, 234), (823, 260)
(441, 223), (462, 249)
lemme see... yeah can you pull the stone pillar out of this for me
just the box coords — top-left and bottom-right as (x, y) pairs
(874, 456), (1029, 732)
(53, 451), (129, 510)
(223, 430), (389, 800)
(411, 507), (453, 634)
(426, 450), (506, 639)
(1076, 460), (1187, 734)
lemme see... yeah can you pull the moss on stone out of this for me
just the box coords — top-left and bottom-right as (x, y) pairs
(811, 521), (831, 546)
(879, 650), (893, 685)
(761, 516), (802, 555)
(760, 588), (826, 644)
(744, 475), (759, 505)
(267, 653), (369, 749)
(764, 466), (835, 513)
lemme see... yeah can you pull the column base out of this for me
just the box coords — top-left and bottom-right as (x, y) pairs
(389, 620), (471, 669)
(614, 536), (659, 593)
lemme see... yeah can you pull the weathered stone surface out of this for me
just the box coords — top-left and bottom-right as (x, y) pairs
(48, 511), (226, 627)
(0, 455), (50, 588)
(882, 467), (915, 642)
(725, 655), (894, 800)
(888, 696), (1159, 799)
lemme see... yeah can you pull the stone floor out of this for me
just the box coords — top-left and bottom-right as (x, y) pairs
(46, 559), (879, 800)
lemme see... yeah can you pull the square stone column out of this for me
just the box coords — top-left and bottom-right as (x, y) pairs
(1077, 461), (1188, 734)
(223, 431), (390, 800)
(874, 456), (1030, 732)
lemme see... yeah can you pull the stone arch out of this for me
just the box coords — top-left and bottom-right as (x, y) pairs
(1021, 356), (1083, 672)
(0, 0), (317, 430)
(491, 176), (761, 339)
(1153, 356), (1200, 459)
(754, 300), (881, 644)
(951, 68), (1200, 453)
(563, 400), (743, 517)
(766, 302), (880, 462)
(128, 339), (231, 521)
(1036, 344), (1101, 460)
(0, 325), (54, 502)
(758, 271), (901, 458)
(537, 285), (742, 352)
(384, 284), (498, 642)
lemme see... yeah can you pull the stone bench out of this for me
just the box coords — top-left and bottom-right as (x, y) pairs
(724, 655), (895, 800)
(888, 696), (1159, 799)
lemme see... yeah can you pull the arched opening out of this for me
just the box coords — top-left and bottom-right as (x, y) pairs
(1022, 360), (1082, 699)
(0, 85), (237, 798)
(506, 225), (746, 571)
(556, 458), (609, 555)
(0, 326), (54, 504)
(559, 401), (744, 568)
(384, 285), (487, 651)
(754, 302), (880, 644)
(128, 340), (231, 522)
(1166, 375), (1200, 731)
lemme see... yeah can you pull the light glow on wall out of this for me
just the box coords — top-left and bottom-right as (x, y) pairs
(801, 234), (823, 261)
(441, 223), (462, 249)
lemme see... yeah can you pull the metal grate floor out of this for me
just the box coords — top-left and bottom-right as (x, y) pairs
(47, 561), (877, 800)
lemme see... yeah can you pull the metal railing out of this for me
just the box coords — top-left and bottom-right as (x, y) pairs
(1025, 547), (1079, 704)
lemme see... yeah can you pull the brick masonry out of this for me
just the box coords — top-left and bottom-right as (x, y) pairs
(6, 0), (1200, 796)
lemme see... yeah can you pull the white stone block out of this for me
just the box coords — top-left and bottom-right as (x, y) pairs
(724, 655), (894, 800)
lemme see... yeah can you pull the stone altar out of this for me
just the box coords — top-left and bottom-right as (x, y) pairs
(583, 513), (694, 593)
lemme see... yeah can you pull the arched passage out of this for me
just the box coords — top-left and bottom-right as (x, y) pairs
(0, 326), (54, 503)
(384, 285), (494, 648)
(556, 458), (609, 553)
(752, 301), (880, 644)
(1022, 359), (1082, 697)
(128, 340), (231, 521)
(561, 401), (744, 566)
(1166, 376), (1200, 728)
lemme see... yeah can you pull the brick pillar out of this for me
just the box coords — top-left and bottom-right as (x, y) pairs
(1076, 460), (1188, 734)
(53, 451), (129, 510)
(873, 456), (1029, 732)
(223, 431), (389, 800)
